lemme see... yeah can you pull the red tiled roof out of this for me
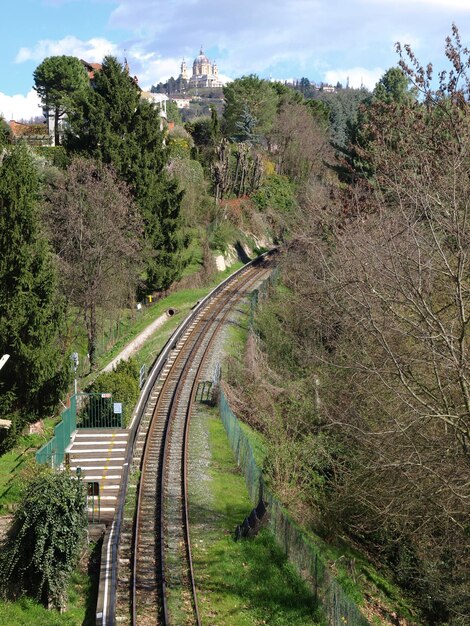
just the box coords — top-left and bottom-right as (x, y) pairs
(80, 59), (102, 80)
(9, 120), (47, 137)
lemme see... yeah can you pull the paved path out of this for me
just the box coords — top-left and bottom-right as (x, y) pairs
(101, 309), (175, 372)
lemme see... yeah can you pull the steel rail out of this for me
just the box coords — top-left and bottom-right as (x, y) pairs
(98, 249), (276, 626)
(180, 275), (267, 625)
(173, 264), (273, 626)
(132, 262), (270, 624)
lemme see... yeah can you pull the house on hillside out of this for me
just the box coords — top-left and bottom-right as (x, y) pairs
(9, 120), (51, 146)
(80, 60), (102, 80)
(171, 96), (191, 109)
(140, 91), (168, 130)
(140, 91), (168, 117)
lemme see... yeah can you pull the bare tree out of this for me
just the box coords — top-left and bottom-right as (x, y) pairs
(278, 29), (470, 621)
(268, 101), (332, 184)
(231, 27), (470, 623)
(44, 157), (144, 369)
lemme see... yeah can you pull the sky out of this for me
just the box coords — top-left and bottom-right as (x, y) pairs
(1, 0), (469, 121)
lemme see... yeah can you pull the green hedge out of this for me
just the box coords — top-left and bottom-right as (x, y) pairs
(86, 359), (140, 427)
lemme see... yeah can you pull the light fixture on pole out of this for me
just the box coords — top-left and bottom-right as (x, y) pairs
(0, 354), (10, 371)
(71, 352), (79, 395)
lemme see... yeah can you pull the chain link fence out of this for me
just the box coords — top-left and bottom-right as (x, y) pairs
(219, 386), (370, 626)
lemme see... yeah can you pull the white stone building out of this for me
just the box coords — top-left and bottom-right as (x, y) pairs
(180, 47), (222, 89)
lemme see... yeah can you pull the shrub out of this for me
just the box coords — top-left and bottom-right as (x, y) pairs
(252, 173), (298, 215)
(0, 468), (87, 610)
(87, 359), (140, 427)
(33, 146), (69, 169)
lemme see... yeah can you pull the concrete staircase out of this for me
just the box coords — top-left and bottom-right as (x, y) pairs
(66, 429), (130, 525)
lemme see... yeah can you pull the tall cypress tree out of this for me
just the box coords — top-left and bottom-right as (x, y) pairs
(0, 144), (68, 448)
(65, 56), (186, 292)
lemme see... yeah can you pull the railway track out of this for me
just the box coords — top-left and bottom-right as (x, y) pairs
(97, 252), (275, 626)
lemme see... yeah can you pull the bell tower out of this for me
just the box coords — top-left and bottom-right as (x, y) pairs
(181, 58), (188, 80)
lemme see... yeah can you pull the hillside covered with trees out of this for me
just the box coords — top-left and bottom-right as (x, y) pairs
(225, 27), (470, 625)
(0, 25), (468, 623)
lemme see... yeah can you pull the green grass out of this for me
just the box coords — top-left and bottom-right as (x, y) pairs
(68, 259), (245, 384)
(0, 597), (79, 626)
(224, 301), (251, 358)
(239, 421), (267, 468)
(180, 229), (204, 277)
(0, 542), (98, 626)
(307, 535), (417, 622)
(0, 432), (54, 514)
(218, 421), (419, 624)
(189, 409), (323, 625)
(81, 261), (245, 389)
(213, 277), (418, 624)
(218, 395), (418, 622)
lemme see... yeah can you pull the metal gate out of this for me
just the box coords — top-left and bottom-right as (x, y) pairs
(76, 392), (122, 429)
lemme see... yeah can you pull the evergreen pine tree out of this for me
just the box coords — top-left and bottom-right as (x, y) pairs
(0, 144), (68, 449)
(65, 56), (186, 292)
(232, 103), (260, 144)
(33, 56), (89, 146)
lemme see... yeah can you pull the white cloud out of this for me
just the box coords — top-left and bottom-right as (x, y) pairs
(7, 0), (466, 104)
(324, 67), (385, 91)
(15, 36), (118, 64)
(0, 89), (43, 121)
(368, 0), (470, 9)
(217, 74), (233, 85)
(106, 0), (342, 78)
(391, 32), (422, 51)
(129, 53), (182, 90)
(102, 0), (468, 88)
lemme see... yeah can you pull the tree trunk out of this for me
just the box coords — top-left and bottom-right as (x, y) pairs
(54, 107), (60, 147)
(87, 303), (98, 371)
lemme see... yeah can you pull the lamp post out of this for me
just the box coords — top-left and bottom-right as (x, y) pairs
(71, 352), (79, 395)
(0, 355), (11, 429)
(0, 354), (10, 371)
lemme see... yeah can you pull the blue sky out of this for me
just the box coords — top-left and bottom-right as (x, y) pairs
(1, 0), (469, 120)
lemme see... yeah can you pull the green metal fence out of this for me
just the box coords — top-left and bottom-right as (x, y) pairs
(36, 394), (77, 467)
(36, 391), (122, 467)
(219, 390), (370, 626)
(76, 392), (121, 429)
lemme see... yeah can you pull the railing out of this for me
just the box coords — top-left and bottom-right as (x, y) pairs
(97, 250), (276, 625)
(36, 392), (122, 467)
(35, 395), (77, 468)
(75, 393), (121, 429)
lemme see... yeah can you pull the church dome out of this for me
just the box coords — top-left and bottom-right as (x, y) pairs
(195, 47), (209, 65)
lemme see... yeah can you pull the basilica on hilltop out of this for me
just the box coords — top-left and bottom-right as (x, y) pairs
(179, 47), (222, 89)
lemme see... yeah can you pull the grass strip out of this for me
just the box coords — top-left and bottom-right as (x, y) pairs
(189, 407), (323, 626)
(82, 262), (245, 387)
(0, 541), (99, 626)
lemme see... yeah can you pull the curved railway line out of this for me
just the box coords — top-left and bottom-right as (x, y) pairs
(97, 251), (275, 626)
